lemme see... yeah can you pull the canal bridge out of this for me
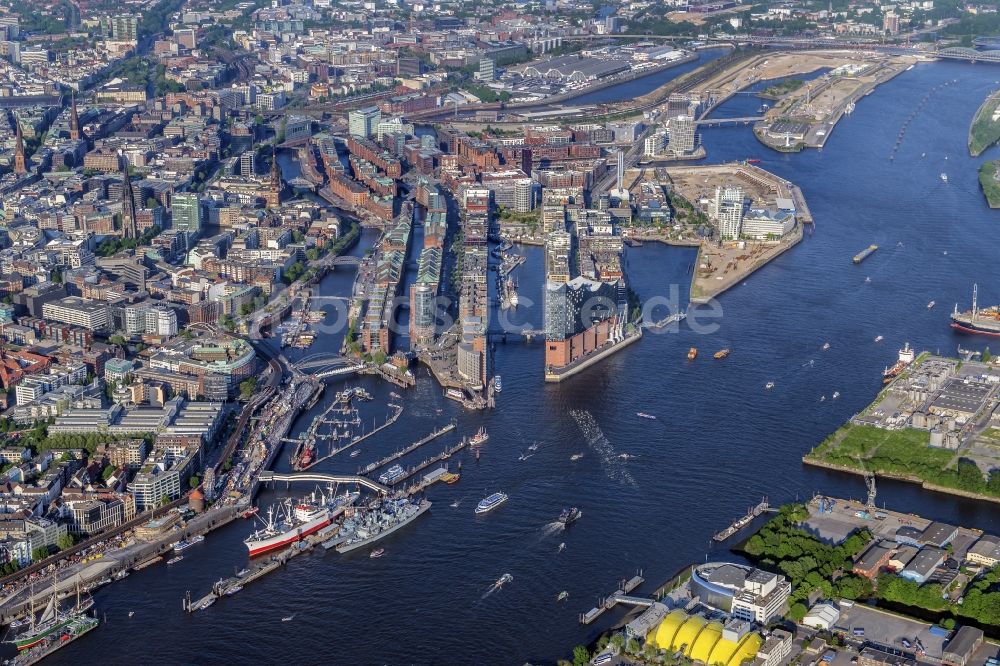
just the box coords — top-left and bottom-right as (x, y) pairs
(292, 352), (367, 378)
(694, 115), (764, 126)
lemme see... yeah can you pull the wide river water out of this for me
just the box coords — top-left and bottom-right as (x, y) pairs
(41, 57), (1000, 665)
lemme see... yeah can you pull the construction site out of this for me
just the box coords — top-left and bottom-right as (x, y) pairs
(753, 55), (919, 151)
(636, 162), (811, 303)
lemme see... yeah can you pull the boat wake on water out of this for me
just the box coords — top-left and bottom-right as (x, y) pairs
(540, 521), (565, 537)
(480, 573), (514, 599)
(569, 410), (636, 487)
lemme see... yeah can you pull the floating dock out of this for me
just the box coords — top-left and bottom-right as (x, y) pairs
(397, 438), (472, 493)
(297, 403), (403, 471)
(185, 531), (325, 612)
(712, 497), (770, 542)
(579, 571), (646, 625)
(358, 422), (456, 476)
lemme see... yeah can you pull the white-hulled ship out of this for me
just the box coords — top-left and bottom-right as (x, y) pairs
(378, 464), (406, 485)
(475, 492), (508, 515)
(245, 489), (359, 557)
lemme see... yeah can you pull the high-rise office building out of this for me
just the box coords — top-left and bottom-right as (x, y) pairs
(239, 151), (255, 177)
(711, 186), (744, 240)
(644, 132), (667, 157)
(111, 15), (138, 41)
(171, 193), (202, 233)
(670, 115), (697, 154)
(348, 106), (381, 138)
(476, 58), (496, 81)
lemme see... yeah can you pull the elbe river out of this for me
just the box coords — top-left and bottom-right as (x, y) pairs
(40, 53), (1000, 665)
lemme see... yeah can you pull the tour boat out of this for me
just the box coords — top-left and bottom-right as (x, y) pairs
(475, 492), (508, 515)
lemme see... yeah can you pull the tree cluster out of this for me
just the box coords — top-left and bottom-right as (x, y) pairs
(742, 504), (874, 609)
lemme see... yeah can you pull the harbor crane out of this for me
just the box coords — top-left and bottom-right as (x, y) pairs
(854, 455), (878, 515)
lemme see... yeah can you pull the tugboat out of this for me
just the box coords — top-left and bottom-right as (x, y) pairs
(714, 348), (731, 359)
(687, 347), (698, 360)
(469, 426), (489, 446)
(558, 507), (582, 526)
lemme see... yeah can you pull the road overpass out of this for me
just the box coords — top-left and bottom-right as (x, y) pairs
(695, 115), (764, 126)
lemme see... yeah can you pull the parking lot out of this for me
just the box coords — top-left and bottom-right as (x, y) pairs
(836, 603), (949, 659)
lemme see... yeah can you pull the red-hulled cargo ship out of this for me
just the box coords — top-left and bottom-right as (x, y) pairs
(244, 491), (358, 557)
(951, 284), (1000, 337)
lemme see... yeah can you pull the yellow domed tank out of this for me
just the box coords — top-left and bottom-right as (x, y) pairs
(690, 622), (724, 663)
(673, 615), (708, 654)
(651, 610), (688, 650)
(725, 632), (763, 666)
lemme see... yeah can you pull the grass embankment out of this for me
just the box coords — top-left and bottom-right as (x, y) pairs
(759, 78), (804, 100)
(806, 424), (1000, 500)
(969, 94), (1000, 157)
(978, 161), (1000, 208)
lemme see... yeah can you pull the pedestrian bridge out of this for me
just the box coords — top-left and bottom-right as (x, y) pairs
(315, 363), (366, 379)
(259, 470), (389, 494)
(295, 353), (353, 370)
(607, 594), (655, 608)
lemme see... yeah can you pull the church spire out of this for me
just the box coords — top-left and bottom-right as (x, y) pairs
(266, 147), (282, 208)
(69, 92), (82, 141)
(270, 147), (280, 188)
(120, 156), (137, 239)
(13, 120), (25, 174)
